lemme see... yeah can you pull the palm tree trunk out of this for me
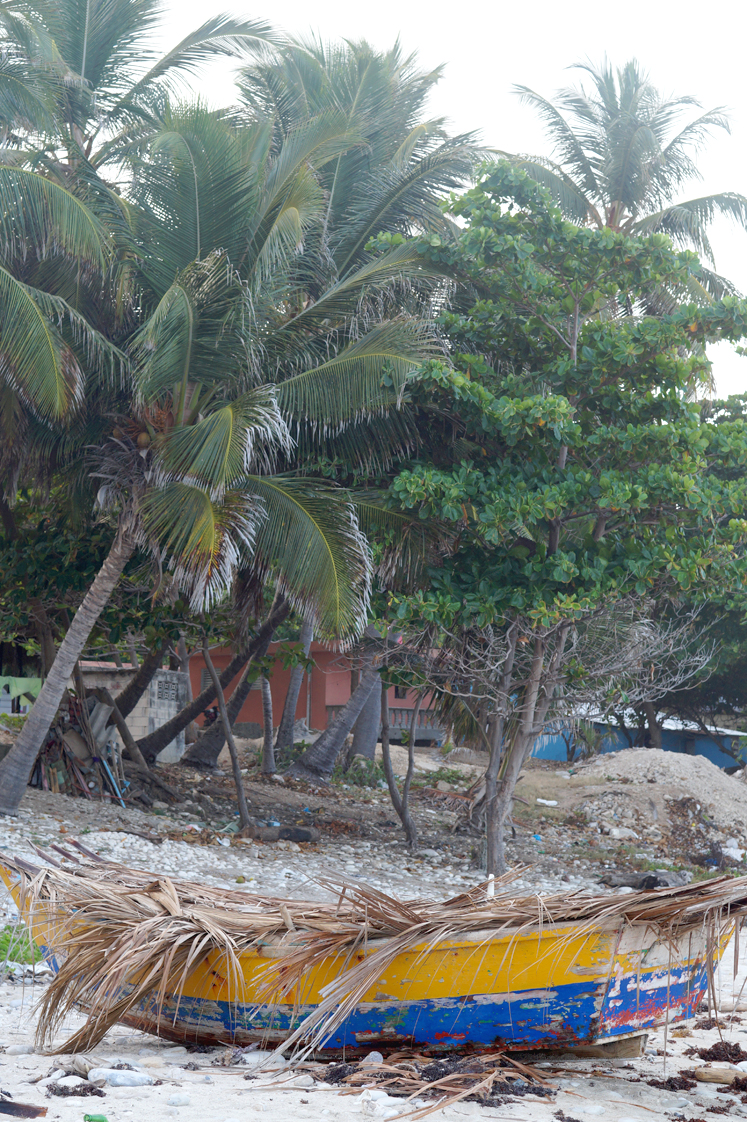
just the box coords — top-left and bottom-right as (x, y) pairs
(201, 639), (253, 830)
(345, 670), (380, 768)
(176, 634), (198, 744)
(0, 523), (135, 816)
(275, 618), (313, 753)
(114, 644), (163, 719)
(286, 666), (379, 781)
(260, 676), (274, 775)
(142, 598), (289, 764)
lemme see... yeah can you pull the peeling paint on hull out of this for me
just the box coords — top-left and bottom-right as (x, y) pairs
(115, 954), (712, 1055)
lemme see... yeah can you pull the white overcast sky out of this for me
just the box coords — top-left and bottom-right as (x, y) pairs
(160, 0), (747, 397)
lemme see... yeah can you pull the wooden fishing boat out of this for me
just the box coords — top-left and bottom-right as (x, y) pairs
(1, 849), (743, 1056)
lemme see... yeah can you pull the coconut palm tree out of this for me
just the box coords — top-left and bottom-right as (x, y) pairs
(0, 96), (447, 812)
(509, 59), (747, 296)
(236, 36), (482, 278)
(0, 0), (277, 168)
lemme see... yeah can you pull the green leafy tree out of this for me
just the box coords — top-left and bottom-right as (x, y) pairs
(508, 60), (747, 296)
(389, 165), (747, 872)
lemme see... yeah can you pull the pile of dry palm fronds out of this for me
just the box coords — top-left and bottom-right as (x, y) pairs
(4, 842), (747, 1057)
(319, 1051), (554, 1119)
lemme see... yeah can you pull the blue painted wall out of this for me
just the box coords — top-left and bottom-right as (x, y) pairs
(531, 723), (745, 769)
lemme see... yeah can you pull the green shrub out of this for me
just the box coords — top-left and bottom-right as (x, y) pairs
(0, 922), (42, 965)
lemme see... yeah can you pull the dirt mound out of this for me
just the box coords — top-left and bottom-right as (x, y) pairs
(581, 749), (747, 835)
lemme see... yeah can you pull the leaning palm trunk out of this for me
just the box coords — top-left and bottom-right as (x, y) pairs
(202, 640), (252, 830)
(347, 668), (381, 765)
(274, 618), (313, 754)
(148, 600), (290, 765)
(114, 644), (163, 719)
(0, 522), (136, 815)
(181, 602), (289, 769)
(286, 665), (380, 781)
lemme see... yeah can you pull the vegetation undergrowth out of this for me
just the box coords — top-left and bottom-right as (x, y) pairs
(0, 922), (42, 965)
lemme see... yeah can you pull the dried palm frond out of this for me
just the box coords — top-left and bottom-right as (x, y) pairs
(4, 850), (747, 1057)
(324, 1051), (554, 1120)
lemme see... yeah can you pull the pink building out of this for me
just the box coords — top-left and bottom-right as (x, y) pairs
(189, 642), (443, 742)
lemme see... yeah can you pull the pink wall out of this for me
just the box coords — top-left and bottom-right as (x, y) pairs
(189, 643), (425, 731)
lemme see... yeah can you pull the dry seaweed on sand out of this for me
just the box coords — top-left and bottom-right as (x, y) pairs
(4, 849), (747, 1056)
(321, 1051), (554, 1119)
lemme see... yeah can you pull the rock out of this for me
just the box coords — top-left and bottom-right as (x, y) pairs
(608, 826), (638, 840)
(6, 1043), (34, 1054)
(253, 825), (320, 843)
(152, 800), (168, 810)
(168, 1093), (192, 1106)
(56, 1075), (90, 1089)
(694, 1064), (739, 1083)
(88, 1067), (154, 1087)
(435, 780), (452, 792)
(360, 1050), (384, 1066)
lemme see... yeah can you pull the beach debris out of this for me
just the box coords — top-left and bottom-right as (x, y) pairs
(324, 1052), (554, 1118)
(0, 1101), (47, 1118)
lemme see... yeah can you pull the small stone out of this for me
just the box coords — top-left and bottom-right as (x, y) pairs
(6, 1043), (34, 1054)
(56, 1075), (89, 1089)
(168, 1093), (191, 1106)
(88, 1067), (153, 1087)
(293, 1073), (314, 1087)
(360, 1050), (384, 1066)
(152, 801), (168, 810)
(609, 826), (638, 840)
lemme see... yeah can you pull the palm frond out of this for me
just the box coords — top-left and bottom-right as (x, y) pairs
(499, 156), (600, 225)
(139, 481), (263, 610)
(514, 84), (600, 198)
(354, 496), (453, 589)
(271, 242), (447, 347)
(276, 319), (436, 428)
(241, 475), (371, 640)
(0, 167), (108, 268)
(333, 138), (479, 276)
(155, 387), (291, 494)
(113, 15), (279, 110)
(632, 194), (747, 264)
(0, 266), (116, 418)
(130, 282), (196, 402)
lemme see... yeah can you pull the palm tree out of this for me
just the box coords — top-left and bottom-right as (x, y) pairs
(237, 36), (481, 279)
(0, 97), (447, 812)
(509, 59), (747, 295)
(0, 0), (277, 169)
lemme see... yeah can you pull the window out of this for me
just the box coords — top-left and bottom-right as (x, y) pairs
(394, 685), (408, 700)
(157, 679), (180, 702)
(200, 669), (260, 693)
